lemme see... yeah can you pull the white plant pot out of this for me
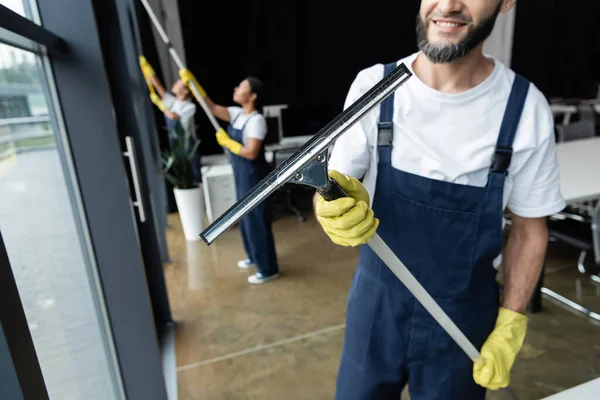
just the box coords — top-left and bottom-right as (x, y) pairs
(173, 186), (205, 241)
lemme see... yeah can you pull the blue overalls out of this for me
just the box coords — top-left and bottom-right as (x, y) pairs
(335, 63), (530, 400)
(227, 113), (279, 277)
(166, 116), (201, 183)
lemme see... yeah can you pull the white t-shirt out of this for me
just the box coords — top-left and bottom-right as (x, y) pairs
(163, 93), (196, 132)
(227, 106), (267, 145)
(329, 51), (566, 221)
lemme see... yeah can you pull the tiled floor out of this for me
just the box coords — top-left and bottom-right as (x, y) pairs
(164, 211), (600, 400)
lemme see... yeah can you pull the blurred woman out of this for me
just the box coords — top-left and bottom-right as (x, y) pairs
(148, 73), (200, 183)
(204, 77), (280, 285)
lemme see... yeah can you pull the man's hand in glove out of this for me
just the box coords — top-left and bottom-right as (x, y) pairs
(315, 170), (379, 247)
(473, 307), (528, 390)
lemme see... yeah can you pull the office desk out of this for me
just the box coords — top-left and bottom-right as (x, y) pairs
(265, 135), (314, 167)
(529, 136), (600, 313)
(201, 153), (229, 166)
(266, 135), (315, 221)
(265, 135), (314, 153)
(555, 136), (600, 262)
(198, 136), (314, 223)
(555, 136), (600, 203)
(550, 103), (600, 126)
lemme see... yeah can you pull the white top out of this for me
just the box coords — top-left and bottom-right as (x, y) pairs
(227, 106), (267, 145)
(329, 51), (566, 220)
(163, 93), (196, 132)
(555, 136), (600, 203)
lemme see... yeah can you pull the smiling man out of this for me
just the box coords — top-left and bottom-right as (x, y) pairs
(314, 1), (565, 399)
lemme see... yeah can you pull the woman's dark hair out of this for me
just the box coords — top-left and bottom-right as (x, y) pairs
(246, 76), (264, 113)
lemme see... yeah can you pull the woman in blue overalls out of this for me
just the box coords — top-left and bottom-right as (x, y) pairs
(203, 77), (280, 285)
(147, 73), (201, 184)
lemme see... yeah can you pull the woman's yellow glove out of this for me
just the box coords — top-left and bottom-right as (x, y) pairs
(315, 170), (379, 247)
(216, 128), (242, 155)
(139, 55), (155, 78)
(473, 307), (528, 390)
(149, 93), (167, 112)
(179, 68), (207, 99)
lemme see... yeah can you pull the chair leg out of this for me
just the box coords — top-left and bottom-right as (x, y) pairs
(577, 250), (600, 284)
(528, 263), (545, 313)
(285, 187), (305, 222)
(540, 250), (600, 321)
(541, 287), (600, 321)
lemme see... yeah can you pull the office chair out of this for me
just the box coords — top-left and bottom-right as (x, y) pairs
(502, 202), (600, 320)
(555, 103), (596, 142)
(532, 104), (600, 319)
(271, 147), (306, 222)
(554, 103), (597, 220)
(543, 204), (600, 321)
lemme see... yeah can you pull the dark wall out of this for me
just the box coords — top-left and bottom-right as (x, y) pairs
(177, 1), (599, 155)
(178, 1), (420, 155)
(512, 0), (600, 101)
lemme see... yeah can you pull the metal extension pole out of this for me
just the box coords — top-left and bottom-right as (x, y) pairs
(368, 234), (519, 400)
(139, 0), (221, 133)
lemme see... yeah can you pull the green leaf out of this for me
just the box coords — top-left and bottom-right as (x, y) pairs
(187, 140), (200, 161)
(161, 122), (200, 189)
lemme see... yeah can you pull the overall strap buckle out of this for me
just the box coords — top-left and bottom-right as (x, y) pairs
(490, 146), (513, 175)
(377, 61), (397, 148)
(377, 122), (393, 146)
(489, 74), (530, 176)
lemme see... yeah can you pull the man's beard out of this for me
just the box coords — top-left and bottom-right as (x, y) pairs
(416, 3), (502, 64)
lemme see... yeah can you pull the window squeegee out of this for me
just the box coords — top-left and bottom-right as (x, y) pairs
(198, 62), (518, 400)
(139, 0), (222, 136)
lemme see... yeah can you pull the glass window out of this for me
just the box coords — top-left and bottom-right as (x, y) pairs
(0, 42), (122, 399)
(0, 0), (28, 18)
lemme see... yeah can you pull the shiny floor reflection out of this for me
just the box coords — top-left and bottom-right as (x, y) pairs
(164, 212), (600, 400)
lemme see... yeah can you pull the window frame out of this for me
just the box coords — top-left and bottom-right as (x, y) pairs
(0, 1), (170, 398)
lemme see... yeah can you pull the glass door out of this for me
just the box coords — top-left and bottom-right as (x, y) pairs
(0, 41), (124, 400)
(1, 0), (170, 398)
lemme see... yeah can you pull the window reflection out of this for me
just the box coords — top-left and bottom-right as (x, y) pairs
(0, 42), (120, 400)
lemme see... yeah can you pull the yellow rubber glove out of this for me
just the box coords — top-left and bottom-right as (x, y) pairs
(216, 128), (242, 155)
(139, 56), (155, 78)
(149, 93), (167, 112)
(315, 170), (379, 247)
(179, 68), (207, 99)
(473, 307), (528, 390)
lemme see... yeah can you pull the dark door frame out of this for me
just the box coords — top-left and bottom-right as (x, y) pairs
(0, 1), (171, 398)
(0, 232), (49, 399)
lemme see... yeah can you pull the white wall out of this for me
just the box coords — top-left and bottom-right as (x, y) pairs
(483, 5), (517, 68)
(145, 0), (187, 84)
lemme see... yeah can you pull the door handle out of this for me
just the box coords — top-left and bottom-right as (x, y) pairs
(123, 136), (146, 223)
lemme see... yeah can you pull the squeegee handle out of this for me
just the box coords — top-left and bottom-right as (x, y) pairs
(318, 179), (348, 201)
(317, 178), (482, 362)
(317, 179), (519, 399)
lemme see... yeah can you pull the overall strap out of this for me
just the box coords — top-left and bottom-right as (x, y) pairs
(239, 112), (258, 131)
(377, 62), (397, 163)
(229, 112), (241, 128)
(378, 62), (396, 147)
(490, 74), (530, 175)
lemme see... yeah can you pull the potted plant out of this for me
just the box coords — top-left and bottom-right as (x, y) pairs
(161, 122), (204, 241)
